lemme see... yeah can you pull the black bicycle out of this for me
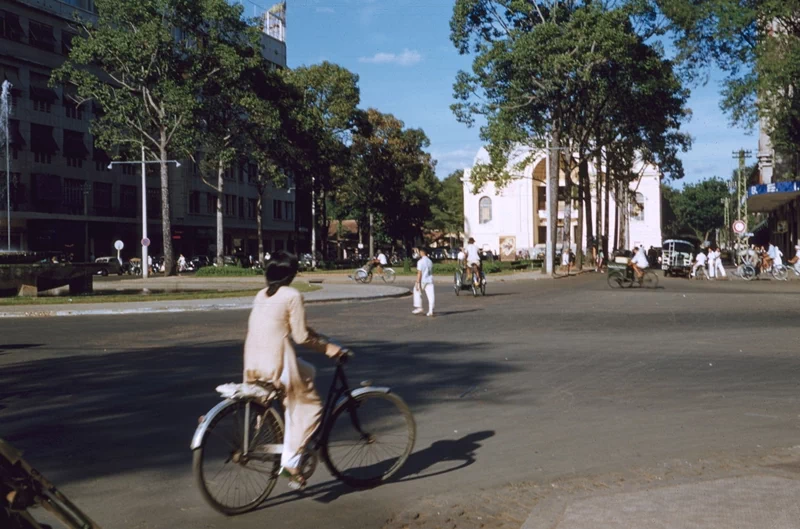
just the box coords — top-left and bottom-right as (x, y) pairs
(191, 352), (416, 515)
(1, 439), (102, 529)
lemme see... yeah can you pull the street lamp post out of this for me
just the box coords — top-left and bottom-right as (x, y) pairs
(109, 152), (181, 279)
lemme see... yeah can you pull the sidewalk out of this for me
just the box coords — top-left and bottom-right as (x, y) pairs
(0, 283), (408, 318)
(522, 474), (800, 529)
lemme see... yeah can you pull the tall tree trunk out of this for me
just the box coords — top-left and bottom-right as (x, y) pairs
(546, 129), (561, 275)
(618, 181), (628, 250)
(563, 155), (572, 253)
(575, 160), (584, 269)
(216, 160), (225, 267)
(614, 173), (619, 250)
(604, 162), (610, 255)
(159, 134), (174, 276)
(580, 157), (593, 268)
(256, 190), (264, 268)
(595, 150), (603, 254)
(320, 190), (329, 261)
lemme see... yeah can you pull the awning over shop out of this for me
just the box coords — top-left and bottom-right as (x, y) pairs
(747, 181), (800, 213)
(8, 120), (25, 148)
(29, 86), (59, 103)
(30, 125), (59, 153)
(0, 66), (23, 95)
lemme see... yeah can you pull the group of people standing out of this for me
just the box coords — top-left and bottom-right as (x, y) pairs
(691, 246), (727, 279)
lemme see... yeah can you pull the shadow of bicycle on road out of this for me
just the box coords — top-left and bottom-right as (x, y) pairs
(260, 430), (495, 509)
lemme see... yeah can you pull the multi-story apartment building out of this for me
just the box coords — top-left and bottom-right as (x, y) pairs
(0, 0), (300, 261)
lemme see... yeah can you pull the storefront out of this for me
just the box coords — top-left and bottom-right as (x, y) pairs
(747, 181), (800, 252)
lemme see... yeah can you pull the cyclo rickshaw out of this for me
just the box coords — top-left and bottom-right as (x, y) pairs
(661, 239), (694, 277)
(454, 258), (486, 297)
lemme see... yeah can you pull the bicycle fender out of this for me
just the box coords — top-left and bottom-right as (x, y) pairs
(191, 399), (235, 450)
(333, 387), (391, 415)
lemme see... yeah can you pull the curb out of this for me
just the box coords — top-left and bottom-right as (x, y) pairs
(0, 287), (410, 318)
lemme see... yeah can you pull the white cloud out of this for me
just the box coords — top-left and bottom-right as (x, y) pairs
(316, 7), (335, 13)
(358, 49), (422, 66)
(432, 147), (478, 176)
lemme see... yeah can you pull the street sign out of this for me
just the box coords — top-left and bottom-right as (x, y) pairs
(114, 240), (124, 251)
(141, 237), (151, 247)
(732, 220), (746, 234)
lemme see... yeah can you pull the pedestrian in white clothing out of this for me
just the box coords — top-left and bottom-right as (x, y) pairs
(413, 248), (435, 317)
(713, 246), (727, 278)
(691, 249), (707, 278)
(708, 246), (717, 279)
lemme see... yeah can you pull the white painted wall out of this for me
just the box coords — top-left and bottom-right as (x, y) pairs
(463, 148), (662, 253)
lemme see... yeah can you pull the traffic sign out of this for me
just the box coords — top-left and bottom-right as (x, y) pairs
(141, 237), (151, 247)
(114, 240), (124, 251)
(732, 220), (746, 234)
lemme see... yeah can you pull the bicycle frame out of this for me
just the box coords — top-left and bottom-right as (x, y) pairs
(230, 359), (390, 463)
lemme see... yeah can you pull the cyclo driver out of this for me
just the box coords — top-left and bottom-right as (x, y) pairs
(465, 238), (483, 286)
(629, 246), (649, 280)
(367, 250), (388, 275)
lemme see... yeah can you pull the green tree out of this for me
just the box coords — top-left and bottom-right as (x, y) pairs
(283, 63), (361, 260)
(54, 0), (257, 274)
(664, 178), (730, 243)
(659, 0), (800, 168)
(450, 1), (689, 272)
(348, 109), (439, 252)
(428, 170), (464, 244)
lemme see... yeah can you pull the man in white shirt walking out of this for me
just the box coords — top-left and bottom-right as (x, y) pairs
(413, 248), (435, 317)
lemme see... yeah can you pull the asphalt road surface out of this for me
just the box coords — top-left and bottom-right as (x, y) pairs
(3, 273), (800, 529)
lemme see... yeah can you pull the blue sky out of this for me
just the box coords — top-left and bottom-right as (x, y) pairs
(266, 0), (754, 185)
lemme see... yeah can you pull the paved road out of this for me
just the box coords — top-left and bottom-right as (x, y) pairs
(3, 274), (800, 529)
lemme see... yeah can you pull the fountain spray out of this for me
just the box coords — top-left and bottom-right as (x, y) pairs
(1, 80), (11, 251)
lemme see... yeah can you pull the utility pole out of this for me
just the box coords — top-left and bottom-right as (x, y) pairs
(732, 149), (752, 263)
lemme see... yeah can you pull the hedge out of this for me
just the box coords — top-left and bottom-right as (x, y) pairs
(195, 266), (263, 277)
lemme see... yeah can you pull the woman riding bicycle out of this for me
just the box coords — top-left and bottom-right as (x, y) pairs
(243, 251), (345, 491)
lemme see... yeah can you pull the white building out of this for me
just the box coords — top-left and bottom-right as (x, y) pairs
(463, 147), (662, 258)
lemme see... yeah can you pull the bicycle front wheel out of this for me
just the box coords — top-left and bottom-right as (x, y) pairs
(773, 265), (788, 281)
(354, 268), (368, 284)
(642, 270), (659, 289)
(193, 400), (283, 515)
(382, 268), (396, 283)
(322, 391), (416, 488)
(607, 271), (624, 288)
(739, 264), (756, 281)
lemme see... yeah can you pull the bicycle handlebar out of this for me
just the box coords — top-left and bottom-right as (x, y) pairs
(337, 349), (355, 365)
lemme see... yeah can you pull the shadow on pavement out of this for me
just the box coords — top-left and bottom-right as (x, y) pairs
(260, 430), (496, 509)
(0, 338), (514, 487)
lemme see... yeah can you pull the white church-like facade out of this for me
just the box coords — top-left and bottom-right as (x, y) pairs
(463, 147), (662, 259)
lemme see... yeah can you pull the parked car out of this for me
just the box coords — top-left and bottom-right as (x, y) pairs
(94, 256), (123, 276)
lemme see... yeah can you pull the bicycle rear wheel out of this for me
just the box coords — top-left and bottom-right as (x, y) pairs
(193, 400), (283, 515)
(322, 391), (415, 488)
(382, 268), (396, 283)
